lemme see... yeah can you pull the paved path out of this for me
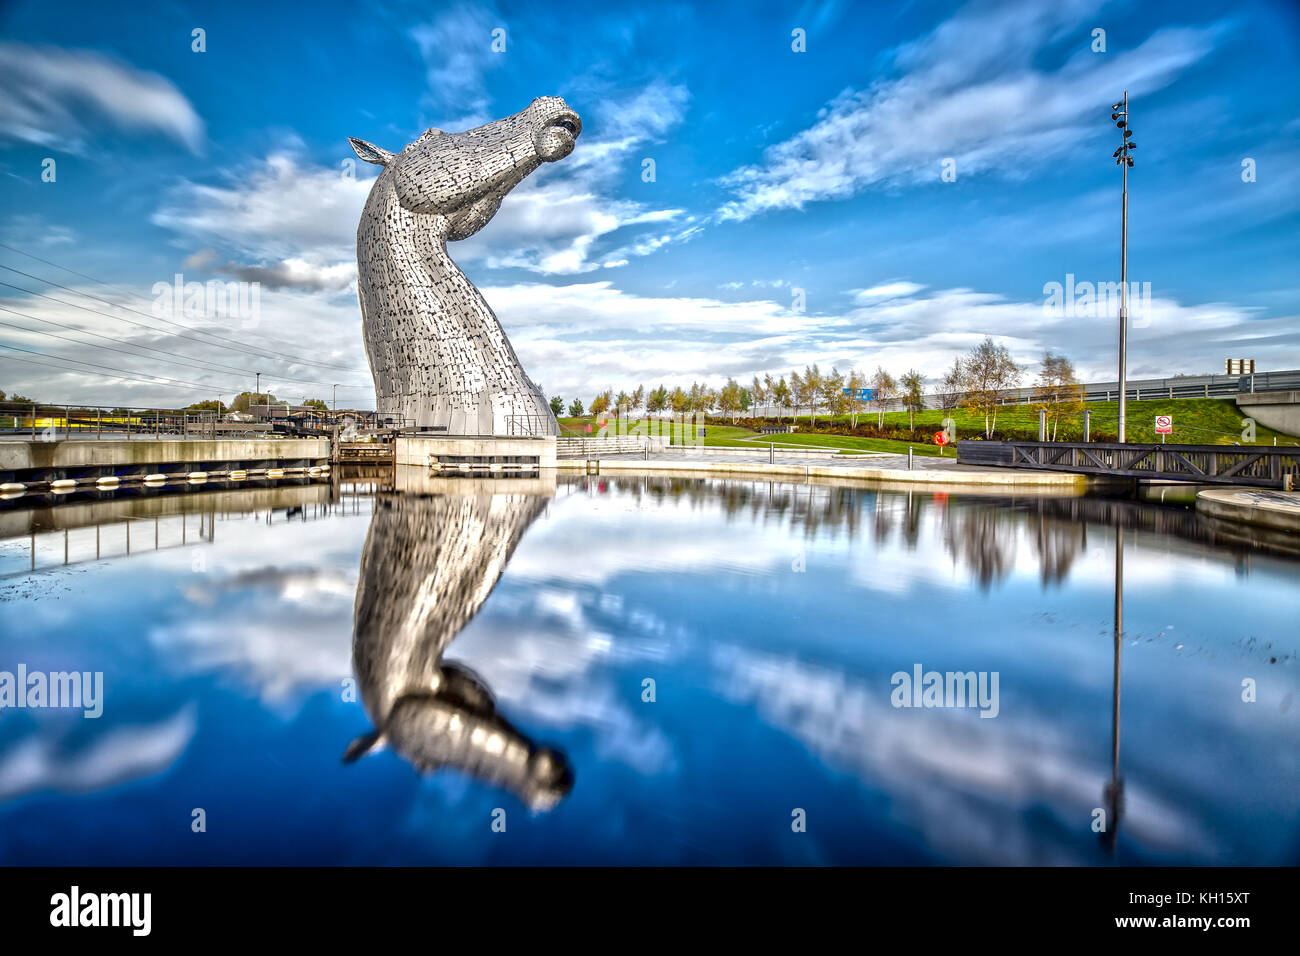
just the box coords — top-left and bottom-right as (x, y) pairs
(1196, 488), (1300, 532)
(556, 449), (1087, 488)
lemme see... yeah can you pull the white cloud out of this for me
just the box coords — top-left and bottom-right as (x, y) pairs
(153, 152), (375, 266)
(0, 42), (203, 154)
(718, 1), (1221, 220)
(409, 3), (503, 131)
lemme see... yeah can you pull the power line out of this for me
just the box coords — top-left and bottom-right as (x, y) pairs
(0, 342), (243, 392)
(0, 289), (371, 390)
(0, 255), (366, 372)
(0, 305), (282, 378)
(0, 342), (374, 408)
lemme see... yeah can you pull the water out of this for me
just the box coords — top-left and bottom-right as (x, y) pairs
(0, 472), (1296, 865)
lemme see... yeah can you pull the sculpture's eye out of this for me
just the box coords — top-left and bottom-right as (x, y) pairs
(554, 118), (578, 136)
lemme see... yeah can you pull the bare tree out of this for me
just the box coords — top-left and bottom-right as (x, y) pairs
(870, 366), (895, 427)
(939, 357), (965, 415)
(899, 369), (925, 430)
(961, 338), (1021, 438)
(1033, 351), (1084, 440)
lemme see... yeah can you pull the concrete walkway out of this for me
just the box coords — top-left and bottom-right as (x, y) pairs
(556, 449), (1088, 488)
(1196, 488), (1300, 532)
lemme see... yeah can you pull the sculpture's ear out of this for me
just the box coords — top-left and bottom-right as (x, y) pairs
(348, 137), (395, 166)
(415, 128), (444, 145)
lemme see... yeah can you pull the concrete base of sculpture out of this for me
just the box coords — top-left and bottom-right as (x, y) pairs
(394, 434), (557, 471)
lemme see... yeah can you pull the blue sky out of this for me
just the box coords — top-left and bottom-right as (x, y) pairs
(0, 0), (1297, 408)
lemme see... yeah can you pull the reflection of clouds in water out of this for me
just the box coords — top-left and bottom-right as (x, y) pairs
(0, 706), (196, 801)
(711, 645), (1214, 864)
(456, 587), (676, 774)
(151, 565), (357, 705)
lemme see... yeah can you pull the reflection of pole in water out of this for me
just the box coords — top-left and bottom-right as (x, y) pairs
(1102, 524), (1125, 855)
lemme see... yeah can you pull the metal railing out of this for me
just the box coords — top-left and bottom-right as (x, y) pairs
(0, 402), (219, 440)
(746, 368), (1300, 418)
(958, 440), (1300, 488)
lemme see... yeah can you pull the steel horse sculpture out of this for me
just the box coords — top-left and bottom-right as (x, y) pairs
(349, 97), (580, 435)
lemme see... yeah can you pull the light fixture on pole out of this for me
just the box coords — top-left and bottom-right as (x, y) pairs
(1111, 93), (1136, 442)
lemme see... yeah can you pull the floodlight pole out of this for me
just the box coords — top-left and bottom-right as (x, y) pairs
(1117, 91), (1129, 443)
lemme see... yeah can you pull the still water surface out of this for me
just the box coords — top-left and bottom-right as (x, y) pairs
(0, 473), (1296, 865)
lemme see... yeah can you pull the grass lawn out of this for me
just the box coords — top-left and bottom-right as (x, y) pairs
(768, 397), (1298, 445)
(745, 432), (949, 456)
(557, 417), (760, 447)
(557, 418), (947, 456)
(557, 397), (1296, 456)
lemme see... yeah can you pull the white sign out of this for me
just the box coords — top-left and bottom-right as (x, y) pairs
(1155, 415), (1172, 435)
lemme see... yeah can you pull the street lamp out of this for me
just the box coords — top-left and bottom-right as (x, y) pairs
(1111, 93), (1136, 442)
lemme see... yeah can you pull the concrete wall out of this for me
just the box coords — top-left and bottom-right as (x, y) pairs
(0, 439), (330, 473)
(1235, 391), (1300, 437)
(395, 435), (557, 469)
(556, 436), (669, 457)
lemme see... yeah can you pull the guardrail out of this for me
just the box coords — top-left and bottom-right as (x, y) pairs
(958, 440), (1300, 489)
(0, 401), (219, 440)
(747, 368), (1300, 417)
(556, 436), (668, 458)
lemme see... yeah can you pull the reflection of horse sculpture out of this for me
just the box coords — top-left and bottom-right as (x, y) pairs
(344, 490), (572, 811)
(349, 98), (580, 434)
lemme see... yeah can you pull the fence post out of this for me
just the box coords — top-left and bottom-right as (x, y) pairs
(65, 405), (70, 441)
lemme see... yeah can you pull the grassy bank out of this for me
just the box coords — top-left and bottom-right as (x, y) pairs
(737, 397), (1297, 445)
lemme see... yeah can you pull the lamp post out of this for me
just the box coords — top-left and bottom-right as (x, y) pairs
(1111, 93), (1136, 442)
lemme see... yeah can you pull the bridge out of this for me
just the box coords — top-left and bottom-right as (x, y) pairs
(957, 441), (1300, 489)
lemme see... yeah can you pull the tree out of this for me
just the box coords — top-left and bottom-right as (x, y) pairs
(961, 338), (1022, 438)
(899, 369), (925, 429)
(631, 384), (645, 413)
(302, 398), (328, 411)
(718, 378), (743, 422)
(590, 391), (611, 417)
(615, 390), (631, 419)
(186, 399), (226, 413)
(939, 358), (965, 415)
(802, 365), (823, 426)
(870, 366), (896, 426)
(549, 395), (564, 416)
(669, 386), (688, 414)
(568, 398), (584, 417)
(845, 369), (867, 428)
(1033, 351), (1084, 440)
(819, 367), (845, 422)
(230, 391), (278, 413)
(772, 377), (791, 420)
(788, 370), (803, 422)
(647, 385), (668, 414)
(750, 375), (766, 416)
